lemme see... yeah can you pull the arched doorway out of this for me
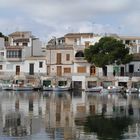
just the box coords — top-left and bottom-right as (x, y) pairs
(90, 65), (96, 76)
(75, 51), (84, 58)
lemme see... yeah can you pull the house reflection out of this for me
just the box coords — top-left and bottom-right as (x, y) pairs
(3, 111), (27, 137)
(0, 90), (140, 139)
(45, 91), (74, 140)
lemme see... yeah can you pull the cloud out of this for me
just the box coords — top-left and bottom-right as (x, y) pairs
(0, 0), (140, 41)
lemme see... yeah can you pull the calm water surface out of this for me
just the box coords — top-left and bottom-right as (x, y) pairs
(0, 90), (139, 140)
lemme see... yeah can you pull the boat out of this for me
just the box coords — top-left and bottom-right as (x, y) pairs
(126, 88), (139, 94)
(12, 75), (34, 91)
(85, 86), (108, 93)
(53, 78), (71, 91)
(107, 85), (123, 93)
(53, 85), (70, 91)
(40, 77), (54, 91)
(0, 79), (13, 90)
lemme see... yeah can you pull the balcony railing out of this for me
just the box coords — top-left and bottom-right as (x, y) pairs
(97, 72), (140, 77)
(74, 57), (87, 63)
(73, 45), (85, 50)
(6, 57), (23, 62)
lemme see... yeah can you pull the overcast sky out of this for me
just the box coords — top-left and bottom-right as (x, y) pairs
(0, 0), (140, 42)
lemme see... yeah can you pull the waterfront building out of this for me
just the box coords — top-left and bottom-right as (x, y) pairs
(0, 31), (46, 82)
(0, 31), (140, 90)
(46, 33), (103, 90)
(112, 36), (140, 88)
(46, 33), (140, 90)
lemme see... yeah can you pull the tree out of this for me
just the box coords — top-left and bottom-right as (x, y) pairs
(0, 32), (8, 41)
(84, 37), (133, 74)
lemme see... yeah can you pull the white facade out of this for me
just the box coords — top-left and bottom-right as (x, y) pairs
(24, 57), (46, 75)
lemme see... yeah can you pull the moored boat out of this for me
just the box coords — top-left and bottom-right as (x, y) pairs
(85, 86), (103, 92)
(85, 86), (108, 94)
(53, 85), (70, 91)
(53, 77), (71, 91)
(40, 76), (54, 91)
(0, 80), (13, 90)
(126, 87), (139, 94)
(107, 85), (123, 93)
(12, 75), (34, 91)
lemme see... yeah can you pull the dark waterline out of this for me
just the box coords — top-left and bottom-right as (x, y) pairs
(0, 90), (139, 140)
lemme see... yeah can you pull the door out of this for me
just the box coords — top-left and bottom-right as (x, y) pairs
(103, 66), (107, 76)
(90, 65), (96, 76)
(16, 65), (20, 75)
(57, 53), (61, 64)
(129, 64), (134, 73)
(120, 66), (124, 76)
(29, 63), (34, 75)
(57, 66), (62, 76)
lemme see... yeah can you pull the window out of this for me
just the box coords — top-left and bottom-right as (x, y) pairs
(64, 68), (71, 73)
(129, 65), (134, 73)
(75, 51), (84, 57)
(57, 53), (61, 64)
(39, 62), (43, 68)
(23, 42), (28, 46)
(66, 54), (70, 61)
(7, 50), (22, 58)
(0, 65), (2, 70)
(85, 41), (90, 47)
(77, 66), (86, 73)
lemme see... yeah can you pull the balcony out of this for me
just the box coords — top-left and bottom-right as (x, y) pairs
(47, 43), (73, 49)
(73, 45), (85, 50)
(5, 46), (24, 49)
(73, 57), (87, 63)
(6, 57), (23, 62)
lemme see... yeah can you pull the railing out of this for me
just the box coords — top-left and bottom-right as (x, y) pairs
(73, 45), (85, 50)
(74, 57), (87, 63)
(96, 72), (140, 77)
(6, 58), (23, 62)
(47, 44), (73, 49)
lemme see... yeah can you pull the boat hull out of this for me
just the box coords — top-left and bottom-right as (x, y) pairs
(42, 86), (53, 91)
(53, 86), (70, 91)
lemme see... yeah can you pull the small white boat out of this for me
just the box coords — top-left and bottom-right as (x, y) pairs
(13, 76), (33, 91)
(0, 80), (13, 90)
(13, 84), (33, 91)
(42, 85), (53, 91)
(107, 86), (123, 93)
(53, 85), (70, 91)
(85, 86), (103, 92)
(85, 86), (108, 94)
(53, 78), (71, 91)
(40, 77), (54, 91)
(126, 88), (139, 94)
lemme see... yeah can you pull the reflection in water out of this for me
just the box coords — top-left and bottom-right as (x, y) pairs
(3, 111), (27, 137)
(0, 91), (139, 139)
(84, 115), (132, 140)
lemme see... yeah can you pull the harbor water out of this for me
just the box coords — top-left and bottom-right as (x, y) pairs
(0, 90), (139, 140)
